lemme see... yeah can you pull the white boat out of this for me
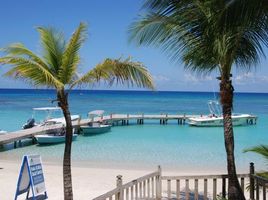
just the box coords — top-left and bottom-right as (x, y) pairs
(22, 107), (80, 129)
(188, 100), (257, 127)
(81, 123), (111, 135)
(80, 110), (112, 135)
(0, 130), (7, 135)
(35, 128), (78, 145)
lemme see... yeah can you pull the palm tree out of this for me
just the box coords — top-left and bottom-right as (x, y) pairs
(129, 0), (268, 199)
(0, 23), (154, 200)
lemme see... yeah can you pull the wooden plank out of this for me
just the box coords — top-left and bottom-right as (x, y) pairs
(167, 179), (171, 199)
(204, 179), (208, 200)
(151, 177), (154, 197)
(147, 178), (150, 198)
(130, 186), (134, 200)
(176, 179), (180, 199)
(186, 179), (189, 200)
(126, 188), (129, 200)
(213, 178), (217, 200)
(194, 179), (198, 200)
(162, 174), (249, 180)
(139, 181), (142, 198)
(143, 180), (146, 197)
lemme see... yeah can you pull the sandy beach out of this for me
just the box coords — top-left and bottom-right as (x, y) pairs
(0, 158), (251, 200)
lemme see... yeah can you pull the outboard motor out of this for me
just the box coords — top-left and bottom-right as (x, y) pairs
(22, 118), (35, 129)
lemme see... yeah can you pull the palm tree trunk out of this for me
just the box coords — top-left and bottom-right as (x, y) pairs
(58, 90), (74, 200)
(220, 78), (245, 200)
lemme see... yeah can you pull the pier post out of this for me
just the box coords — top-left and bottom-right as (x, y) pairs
(127, 114), (129, 125)
(116, 175), (123, 200)
(249, 162), (255, 200)
(14, 141), (17, 149)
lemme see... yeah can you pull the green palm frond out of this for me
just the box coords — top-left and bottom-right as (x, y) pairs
(244, 145), (268, 163)
(129, 0), (268, 76)
(0, 56), (63, 88)
(70, 57), (154, 89)
(60, 22), (87, 84)
(37, 27), (65, 74)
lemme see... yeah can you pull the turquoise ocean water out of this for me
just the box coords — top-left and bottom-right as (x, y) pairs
(0, 89), (267, 172)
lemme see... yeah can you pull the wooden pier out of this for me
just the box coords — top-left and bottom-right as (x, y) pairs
(0, 114), (193, 146)
(0, 113), (257, 147)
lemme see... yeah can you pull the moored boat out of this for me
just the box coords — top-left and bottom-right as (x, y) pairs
(23, 107), (80, 129)
(81, 123), (111, 135)
(80, 110), (112, 135)
(188, 100), (257, 127)
(35, 128), (78, 145)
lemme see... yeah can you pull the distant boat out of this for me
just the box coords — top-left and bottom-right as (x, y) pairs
(0, 130), (7, 135)
(188, 100), (257, 127)
(22, 107), (80, 129)
(80, 110), (112, 135)
(35, 128), (78, 145)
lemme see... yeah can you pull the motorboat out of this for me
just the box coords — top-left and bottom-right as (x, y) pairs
(80, 110), (112, 135)
(0, 130), (7, 135)
(22, 107), (80, 129)
(81, 123), (111, 135)
(188, 100), (257, 127)
(35, 127), (78, 145)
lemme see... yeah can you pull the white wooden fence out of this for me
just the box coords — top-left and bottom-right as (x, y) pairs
(93, 163), (267, 200)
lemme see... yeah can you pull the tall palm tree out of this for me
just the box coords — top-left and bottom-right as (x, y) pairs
(129, 0), (268, 199)
(0, 23), (154, 200)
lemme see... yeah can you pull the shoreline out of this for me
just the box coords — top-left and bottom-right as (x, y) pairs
(0, 159), (252, 200)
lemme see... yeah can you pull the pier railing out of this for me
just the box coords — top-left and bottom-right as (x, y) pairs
(92, 163), (268, 200)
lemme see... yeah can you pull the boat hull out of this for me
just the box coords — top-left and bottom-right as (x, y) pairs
(188, 114), (257, 127)
(35, 134), (78, 144)
(81, 124), (111, 135)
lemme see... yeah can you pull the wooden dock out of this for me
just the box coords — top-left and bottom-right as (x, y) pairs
(0, 114), (193, 146)
(0, 113), (257, 147)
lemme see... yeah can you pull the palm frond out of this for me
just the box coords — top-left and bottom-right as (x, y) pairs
(37, 27), (65, 74)
(70, 57), (154, 90)
(244, 145), (268, 162)
(60, 23), (87, 84)
(129, 0), (268, 76)
(0, 56), (63, 88)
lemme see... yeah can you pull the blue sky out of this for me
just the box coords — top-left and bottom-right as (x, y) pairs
(0, 0), (268, 92)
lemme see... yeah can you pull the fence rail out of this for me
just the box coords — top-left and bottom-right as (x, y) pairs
(93, 163), (268, 200)
(93, 167), (161, 200)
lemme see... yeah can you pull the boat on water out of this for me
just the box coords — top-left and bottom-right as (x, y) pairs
(0, 130), (7, 135)
(80, 110), (112, 135)
(188, 100), (257, 127)
(22, 107), (80, 129)
(35, 127), (78, 145)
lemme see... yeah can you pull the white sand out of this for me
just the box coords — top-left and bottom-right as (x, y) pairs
(0, 159), (250, 200)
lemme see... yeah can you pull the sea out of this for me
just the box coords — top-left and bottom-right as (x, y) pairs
(0, 89), (267, 172)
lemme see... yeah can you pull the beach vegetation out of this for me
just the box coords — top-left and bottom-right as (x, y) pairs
(0, 23), (154, 200)
(129, 0), (268, 199)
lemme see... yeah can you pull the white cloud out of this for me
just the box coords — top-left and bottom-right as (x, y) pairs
(153, 75), (170, 82)
(233, 72), (268, 85)
(184, 74), (213, 83)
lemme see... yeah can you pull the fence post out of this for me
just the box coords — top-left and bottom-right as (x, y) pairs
(250, 162), (255, 200)
(156, 165), (162, 200)
(116, 175), (123, 200)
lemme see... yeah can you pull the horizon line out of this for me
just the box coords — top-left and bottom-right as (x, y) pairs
(0, 88), (267, 94)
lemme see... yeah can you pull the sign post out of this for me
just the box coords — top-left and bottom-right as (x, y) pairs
(14, 155), (47, 200)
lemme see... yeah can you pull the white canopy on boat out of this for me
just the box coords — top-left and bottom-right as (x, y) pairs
(33, 107), (61, 111)
(88, 110), (105, 116)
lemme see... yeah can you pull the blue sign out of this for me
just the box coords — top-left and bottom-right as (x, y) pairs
(14, 155), (47, 200)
